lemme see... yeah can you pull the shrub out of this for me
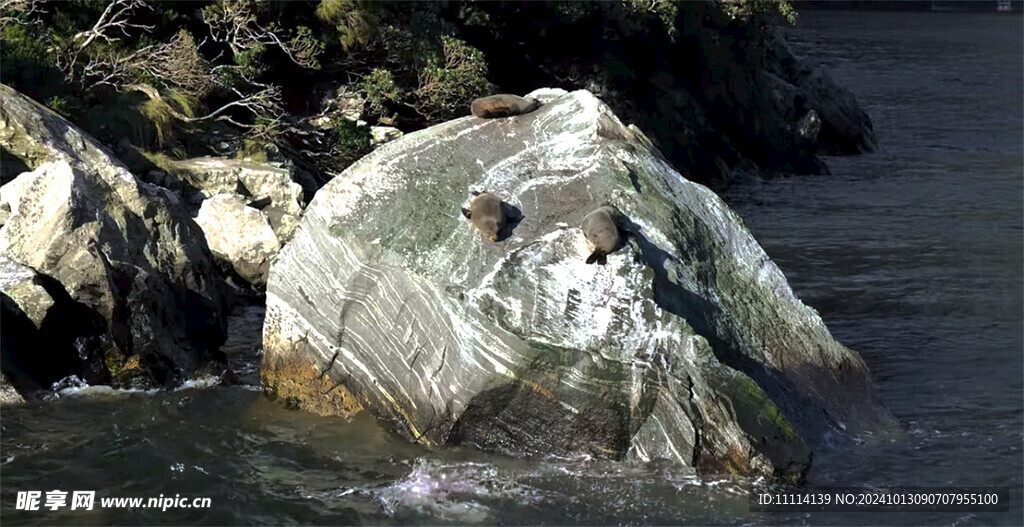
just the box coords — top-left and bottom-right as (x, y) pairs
(413, 36), (492, 122)
(361, 68), (401, 118)
(331, 119), (371, 167)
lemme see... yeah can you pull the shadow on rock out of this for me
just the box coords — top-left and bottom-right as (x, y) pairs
(1, 277), (109, 397)
(619, 215), (845, 447)
(496, 202), (525, 242)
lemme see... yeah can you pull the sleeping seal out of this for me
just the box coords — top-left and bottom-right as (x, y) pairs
(581, 206), (624, 265)
(470, 94), (541, 118)
(461, 191), (506, 242)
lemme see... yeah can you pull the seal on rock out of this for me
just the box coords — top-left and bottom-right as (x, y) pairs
(581, 206), (624, 265)
(461, 191), (506, 242)
(470, 94), (541, 118)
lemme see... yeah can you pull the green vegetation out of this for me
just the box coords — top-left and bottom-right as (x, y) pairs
(721, 0), (798, 25)
(1, 0), (797, 185)
(361, 68), (400, 118)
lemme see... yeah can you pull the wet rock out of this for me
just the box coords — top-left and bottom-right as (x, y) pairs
(0, 84), (229, 390)
(195, 194), (281, 286)
(262, 89), (896, 478)
(798, 109), (822, 143)
(1, 255), (108, 394)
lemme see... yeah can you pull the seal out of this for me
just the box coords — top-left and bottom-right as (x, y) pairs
(470, 94), (541, 118)
(581, 206), (624, 265)
(461, 191), (506, 242)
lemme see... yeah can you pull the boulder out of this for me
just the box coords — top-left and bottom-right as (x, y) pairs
(160, 157), (305, 242)
(195, 194), (281, 286)
(261, 89), (895, 478)
(0, 84), (229, 391)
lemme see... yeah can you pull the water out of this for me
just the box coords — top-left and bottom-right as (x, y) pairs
(2, 10), (1022, 526)
(730, 10), (1024, 525)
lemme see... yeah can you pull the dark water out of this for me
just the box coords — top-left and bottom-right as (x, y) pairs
(2, 10), (1022, 526)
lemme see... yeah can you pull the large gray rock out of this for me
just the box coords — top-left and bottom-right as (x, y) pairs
(262, 89), (895, 478)
(0, 84), (229, 390)
(195, 194), (281, 286)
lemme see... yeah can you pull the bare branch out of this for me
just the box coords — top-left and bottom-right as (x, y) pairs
(125, 82), (284, 126)
(73, 0), (153, 50)
(0, 0), (45, 30)
(202, 0), (320, 69)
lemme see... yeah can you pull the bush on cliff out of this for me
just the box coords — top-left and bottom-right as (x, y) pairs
(0, 0), (823, 188)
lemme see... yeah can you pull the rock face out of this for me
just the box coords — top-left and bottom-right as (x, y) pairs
(262, 89), (895, 478)
(0, 372), (22, 404)
(1, 254), (109, 392)
(195, 194), (281, 286)
(0, 84), (229, 391)
(762, 33), (876, 156)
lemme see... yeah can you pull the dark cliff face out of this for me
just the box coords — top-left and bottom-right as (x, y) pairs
(449, 1), (876, 187)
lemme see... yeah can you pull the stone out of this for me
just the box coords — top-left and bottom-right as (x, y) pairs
(261, 89), (896, 478)
(329, 91), (365, 123)
(0, 84), (229, 391)
(763, 33), (877, 155)
(1, 254), (112, 393)
(0, 371), (22, 404)
(162, 157), (305, 243)
(0, 254), (54, 328)
(370, 126), (404, 147)
(195, 194), (281, 286)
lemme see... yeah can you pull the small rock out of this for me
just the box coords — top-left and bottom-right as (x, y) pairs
(0, 373), (23, 404)
(798, 109), (822, 142)
(370, 126), (403, 147)
(334, 93), (365, 122)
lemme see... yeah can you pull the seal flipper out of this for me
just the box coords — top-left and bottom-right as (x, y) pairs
(461, 207), (472, 219)
(586, 251), (607, 265)
(471, 190), (481, 196)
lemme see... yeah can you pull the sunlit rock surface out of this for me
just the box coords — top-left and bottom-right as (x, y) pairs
(195, 194), (281, 286)
(0, 84), (229, 391)
(164, 157), (305, 243)
(262, 88), (895, 477)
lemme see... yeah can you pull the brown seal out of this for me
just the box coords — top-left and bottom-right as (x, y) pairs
(470, 94), (541, 118)
(581, 206), (624, 265)
(461, 191), (506, 242)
